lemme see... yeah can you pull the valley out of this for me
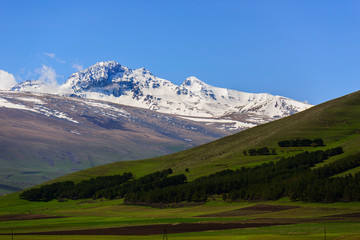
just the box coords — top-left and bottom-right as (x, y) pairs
(2, 2), (358, 239)
(0, 90), (360, 239)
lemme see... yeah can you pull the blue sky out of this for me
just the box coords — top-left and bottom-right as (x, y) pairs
(0, 0), (359, 104)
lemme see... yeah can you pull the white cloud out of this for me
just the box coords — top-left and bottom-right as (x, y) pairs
(43, 52), (66, 64)
(0, 70), (17, 90)
(35, 65), (62, 94)
(72, 63), (84, 72)
(12, 65), (71, 94)
(44, 52), (56, 58)
(37, 65), (57, 85)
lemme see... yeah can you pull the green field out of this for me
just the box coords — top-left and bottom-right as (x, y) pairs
(1, 193), (360, 239)
(1, 91), (360, 239)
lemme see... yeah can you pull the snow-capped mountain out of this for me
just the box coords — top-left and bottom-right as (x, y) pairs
(1, 62), (313, 193)
(11, 80), (46, 92)
(11, 61), (313, 131)
(60, 61), (312, 128)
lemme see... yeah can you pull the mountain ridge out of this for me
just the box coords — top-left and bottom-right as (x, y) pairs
(11, 61), (312, 129)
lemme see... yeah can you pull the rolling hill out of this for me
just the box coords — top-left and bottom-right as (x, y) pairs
(52, 90), (360, 183)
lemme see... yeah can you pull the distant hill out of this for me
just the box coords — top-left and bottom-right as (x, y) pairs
(0, 91), (227, 195)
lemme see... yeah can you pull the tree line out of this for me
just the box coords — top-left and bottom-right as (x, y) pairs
(19, 172), (133, 201)
(19, 169), (186, 202)
(243, 147), (277, 156)
(124, 147), (350, 204)
(20, 146), (360, 204)
(278, 138), (325, 147)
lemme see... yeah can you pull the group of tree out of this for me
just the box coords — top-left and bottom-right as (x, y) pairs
(278, 138), (325, 147)
(124, 147), (351, 204)
(243, 147), (277, 156)
(20, 146), (360, 204)
(19, 172), (134, 201)
(97, 169), (186, 200)
(19, 169), (185, 202)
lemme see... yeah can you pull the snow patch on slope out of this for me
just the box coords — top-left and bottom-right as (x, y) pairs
(180, 116), (256, 130)
(0, 98), (34, 111)
(0, 94), (78, 124)
(84, 100), (130, 118)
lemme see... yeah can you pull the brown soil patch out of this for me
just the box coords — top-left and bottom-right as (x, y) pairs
(0, 214), (62, 221)
(325, 212), (360, 218)
(13, 222), (291, 236)
(198, 204), (299, 217)
(2, 214), (355, 236)
(245, 217), (342, 224)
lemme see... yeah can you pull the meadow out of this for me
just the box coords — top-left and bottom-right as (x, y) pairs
(1, 191), (360, 239)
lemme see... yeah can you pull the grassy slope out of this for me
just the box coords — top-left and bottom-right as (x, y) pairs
(1, 90), (360, 239)
(51, 90), (360, 183)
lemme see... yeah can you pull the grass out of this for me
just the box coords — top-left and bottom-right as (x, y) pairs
(1, 191), (360, 239)
(1, 193), (360, 239)
(0, 223), (360, 240)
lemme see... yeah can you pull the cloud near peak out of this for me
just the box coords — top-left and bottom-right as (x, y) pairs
(35, 65), (63, 94)
(0, 70), (17, 90)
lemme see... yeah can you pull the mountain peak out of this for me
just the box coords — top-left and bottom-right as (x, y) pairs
(72, 61), (129, 76)
(182, 76), (206, 87)
(11, 80), (46, 92)
(133, 66), (154, 77)
(91, 60), (120, 68)
(63, 61), (131, 92)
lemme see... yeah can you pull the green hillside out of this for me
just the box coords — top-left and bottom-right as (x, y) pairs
(51, 90), (360, 184)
